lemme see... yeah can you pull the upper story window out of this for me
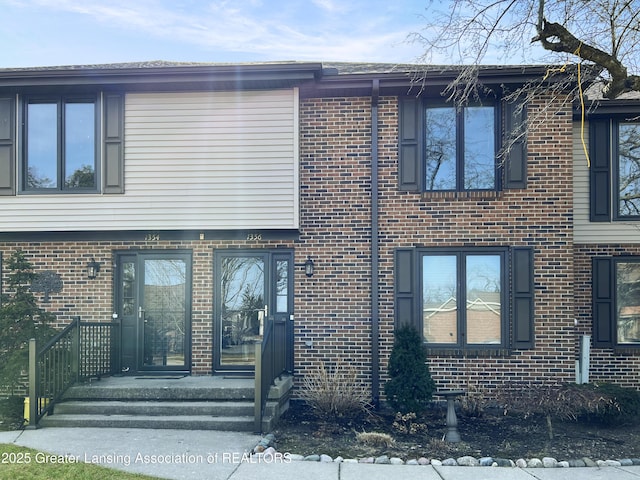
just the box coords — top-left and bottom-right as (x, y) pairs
(590, 116), (640, 222)
(425, 105), (496, 191)
(399, 96), (526, 193)
(616, 122), (640, 218)
(0, 93), (124, 197)
(24, 96), (97, 192)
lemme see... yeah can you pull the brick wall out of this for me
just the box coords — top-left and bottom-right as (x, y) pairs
(296, 97), (373, 385)
(575, 244), (640, 388)
(375, 93), (576, 394)
(0, 239), (295, 376)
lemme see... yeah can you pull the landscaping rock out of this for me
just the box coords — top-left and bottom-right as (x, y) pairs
(479, 456), (494, 466)
(430, 459), (442, 466)
(288, 454), (305, 461)
(418, 457), (430, 465)
(390, 457), (404, 465)
(406, 459), (419, 465)
(304, 454), (320, 462)
(495, 458), (513, 467)
(568, 459), (586, 467)
(527, 458), (543, 468)
(632, 458), (640, 465)
(457, 456), (479, 466)
(375, 455), (390, 464)
(558, 461), (570, 467)
(542, 457), (557, 468)
(320, 454), (333, 463)
(333, 456), (344, 463)
(516, 458), (527, 468)
(343, 459), (359, 463)
(359, 457), (374, 464)
(605, 459), (622, 467)
(581, 457), (597, 467)
(442, 458), (458, 466)
(619, 459), (634, 466)
(262, 447), (277, 460)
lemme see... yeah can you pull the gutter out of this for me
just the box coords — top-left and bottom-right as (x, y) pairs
(371, 79), (380, 407)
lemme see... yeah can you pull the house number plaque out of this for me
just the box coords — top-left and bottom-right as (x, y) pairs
(246, 233), (262, 241)
(145, 232), (160, 241)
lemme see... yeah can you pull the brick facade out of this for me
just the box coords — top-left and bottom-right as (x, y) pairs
(575, 245), (640, 388)
(2, 62), (638, 402)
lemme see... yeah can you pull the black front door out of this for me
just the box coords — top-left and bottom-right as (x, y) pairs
(213, 250), (293, 373)
(116, 251), (192, 374)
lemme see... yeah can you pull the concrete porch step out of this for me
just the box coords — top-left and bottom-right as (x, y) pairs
(62, 377), (255, 402)
(37, 375), (293, 433)
(39, 413), (256, 431)
(53, 400), (255, 417)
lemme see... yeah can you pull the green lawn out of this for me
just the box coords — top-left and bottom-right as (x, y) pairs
(0, 444), (161, 480)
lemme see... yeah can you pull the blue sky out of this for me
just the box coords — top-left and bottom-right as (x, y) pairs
(1, 0), (435, 68)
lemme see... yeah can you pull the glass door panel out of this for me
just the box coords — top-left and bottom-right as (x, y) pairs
(219, 256), (265, 367)
(142, 258), (188, 368)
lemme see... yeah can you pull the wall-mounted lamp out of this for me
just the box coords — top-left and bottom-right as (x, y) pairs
(86, 257), (102, 280)
(296, 256), (315, 278)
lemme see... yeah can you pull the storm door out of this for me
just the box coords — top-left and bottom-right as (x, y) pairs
(213, 250), (293, 373)
(116, 251), (192, 374)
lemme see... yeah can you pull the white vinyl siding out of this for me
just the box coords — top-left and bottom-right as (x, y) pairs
(574, 120), (640, 243)
(0, 89), (299, 231)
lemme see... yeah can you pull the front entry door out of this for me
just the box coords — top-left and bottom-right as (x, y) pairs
(214, 250), (293, 373)
(116, 251), (192, 374)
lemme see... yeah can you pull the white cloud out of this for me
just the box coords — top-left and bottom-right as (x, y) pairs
(3, 0), (426, 64)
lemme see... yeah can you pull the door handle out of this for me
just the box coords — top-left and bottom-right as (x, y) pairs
(138, 306), (147, 323)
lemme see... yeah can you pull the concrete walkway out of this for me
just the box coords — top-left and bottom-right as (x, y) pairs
(1, 427), (640, 479)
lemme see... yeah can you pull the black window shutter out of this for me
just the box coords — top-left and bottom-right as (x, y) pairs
(103, 93), (124, 194)
(592, 257), (614, 348)
(512, 247), (534, 349)
(0, 97), (15, 196)
(395, 248), (418, 330)
(398, 97), (422, 191)
(589, 119), (611, 222)
(504, 97), (527, 189)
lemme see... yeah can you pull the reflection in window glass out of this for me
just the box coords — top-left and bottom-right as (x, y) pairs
(616, 261), (640, 344)
(466, 255), (501, 344)
(618, 123), (640, 216)
(276, 260), (288, 313)
(425, 107), (456, 190)
(65, 102), (96, 188)
(423, 255), (457, 344)
(464, 107), (495, 189)
(220, 256), (264, 366)
(122, 262), (135, 316)
(27, 103), (58, 188)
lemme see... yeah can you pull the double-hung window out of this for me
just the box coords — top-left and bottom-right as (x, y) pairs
(425, 105), (496, 191)
(24, 96), (98, 192)
(590, 116), (640, 221)
(593, 256), (640, 347)
(395, 247), (534, 351)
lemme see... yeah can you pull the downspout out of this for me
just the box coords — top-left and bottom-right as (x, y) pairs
(371, 79), (380, 408)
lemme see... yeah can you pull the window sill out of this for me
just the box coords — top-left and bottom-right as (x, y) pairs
(421, 191), (504, 201)
(425, 347), (512, 357)
(613, 346), (640, 355)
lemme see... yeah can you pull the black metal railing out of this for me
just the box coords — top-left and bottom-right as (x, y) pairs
(27, 317), (119, 427)
(254, 317), (287, 433)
